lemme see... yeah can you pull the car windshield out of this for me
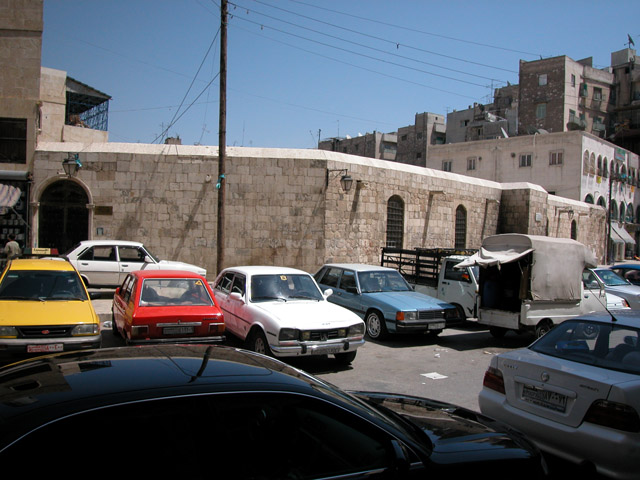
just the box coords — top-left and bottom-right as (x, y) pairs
(0, 270), (87, 301)
(140, 278), (213, 306)
(250, 274), (323, 302)
(530, 319), (640, 375)
(357, 271), (411, 293)
(595, 269), (631, 286)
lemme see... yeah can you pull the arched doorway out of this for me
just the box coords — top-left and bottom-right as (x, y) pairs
(38, 180), (89, 253)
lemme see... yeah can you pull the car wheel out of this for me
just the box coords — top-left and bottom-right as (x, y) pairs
(535, 320), (553, 339)
(453, 304), (466, 322)
(489, 326), (507, 338)
(111, 312), (120, 337)
(335, 351), (357, 365)
(248, 329), (272, 356)
(365, 311), (387, 340)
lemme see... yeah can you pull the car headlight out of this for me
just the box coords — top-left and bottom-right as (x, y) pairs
(349, 324), (365, 336)
(0, 326), (18, 338)
(279, 328), (300, 341)
(396, 311), (418, 321)
(71, 324), (99, 336)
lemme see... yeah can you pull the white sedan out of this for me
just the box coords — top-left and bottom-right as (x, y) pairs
(479, 311), (640, 479)
(212, 266), (365, 365)
(63, 240), (206, 287)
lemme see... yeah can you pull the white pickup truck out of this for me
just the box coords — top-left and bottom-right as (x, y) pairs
(381, 247), (479, 321)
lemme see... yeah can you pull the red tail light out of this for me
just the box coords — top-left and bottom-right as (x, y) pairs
(584, 400), (640, 432)
(483, 366), (505, 394)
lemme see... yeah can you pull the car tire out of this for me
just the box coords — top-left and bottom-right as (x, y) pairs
(248, 329), (272, 356)
(489, 326), (507, 338)
(111, 312), (120, 337)
(535, 320), (553, 339)
(365, 311), (387, 340)
(335, 351), (357, 365)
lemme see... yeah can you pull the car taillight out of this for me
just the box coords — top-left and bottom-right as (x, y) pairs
(482, 366), (505, 394)
(583, 400), (640, 432)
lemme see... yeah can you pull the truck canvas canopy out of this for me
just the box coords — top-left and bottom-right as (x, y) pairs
(457, 234), (597, 302)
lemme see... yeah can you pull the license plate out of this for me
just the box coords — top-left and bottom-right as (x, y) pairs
(163, 326), (194, 335)
(27, 344), (63, 353)
(428, 322), (446, 330)
(323, 345), (344, 354)
(522, 385), (568, 413)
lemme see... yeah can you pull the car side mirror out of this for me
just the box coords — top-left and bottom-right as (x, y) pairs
(230, 291), (245, 303)
(115, 287), (120, 295)
(323, 288), (333, 298)
(144, 255), (154, 263)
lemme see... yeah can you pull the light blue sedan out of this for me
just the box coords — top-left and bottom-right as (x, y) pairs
(314, 263), (459, 340)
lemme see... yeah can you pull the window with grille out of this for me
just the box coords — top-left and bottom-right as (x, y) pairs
(386, 196), (404, 248)
(519, 153), (532, 167)
(549, 151), (563, 165)
(467, 157), (476, 171)
(455, 205), (467, 249)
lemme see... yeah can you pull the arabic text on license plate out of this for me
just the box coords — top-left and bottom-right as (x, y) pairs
(428, 322), (445, 330)
(522, 385), (567, 413)
(163, 326), (195, 335)
(27, 344), (63, 353)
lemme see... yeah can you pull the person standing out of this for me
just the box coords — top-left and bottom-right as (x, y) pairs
(3, 234), (21, 260)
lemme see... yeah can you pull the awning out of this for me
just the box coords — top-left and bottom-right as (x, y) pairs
(611, 223), (636, 245)
(456, 247), (534, 269)
(0, 183), (21, 208)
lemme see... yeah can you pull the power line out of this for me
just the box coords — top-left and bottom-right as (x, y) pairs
(242, 0), (518, 75)
(286, 0), (542, 58)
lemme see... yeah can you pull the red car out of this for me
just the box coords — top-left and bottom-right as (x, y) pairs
(112, 270), (224, 345)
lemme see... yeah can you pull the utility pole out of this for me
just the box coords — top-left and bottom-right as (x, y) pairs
(217, 0), (227, 273)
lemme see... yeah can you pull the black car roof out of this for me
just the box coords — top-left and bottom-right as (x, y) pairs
(0, 345), (333, 446)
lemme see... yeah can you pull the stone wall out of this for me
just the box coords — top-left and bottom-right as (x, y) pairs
(33, 143), (608, 278)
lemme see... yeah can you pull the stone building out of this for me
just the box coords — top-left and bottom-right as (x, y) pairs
(1, 0), (609, 277)
(318, 131), (397, 161)
(395, 112), (446, 166)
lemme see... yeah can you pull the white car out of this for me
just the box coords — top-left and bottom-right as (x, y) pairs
(63, 240), (206, 287)
(479, 311), (640, 479)
(213, 266), (365, 365)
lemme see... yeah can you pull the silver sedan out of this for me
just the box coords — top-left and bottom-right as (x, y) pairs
(479, 311), (640, 479)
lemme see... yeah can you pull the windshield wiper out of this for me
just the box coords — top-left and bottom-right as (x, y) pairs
(288, 295), (321, 301)
(253, 296), (287, 302)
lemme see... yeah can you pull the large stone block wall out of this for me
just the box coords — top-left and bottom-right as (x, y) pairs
(33, 143), (608, 279)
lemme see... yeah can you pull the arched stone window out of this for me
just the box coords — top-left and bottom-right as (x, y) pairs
(597, 196), (607, 208)
(386, 195), (404, 248)
(582, 151), (589, 175)
(611, 200), (619, 221)
(597, 155), (602, 176)
(454, 205), (467, 249)
(571, 220), (577, 240)
(590, 153), (596, 174)
(584, 194), (594, 204)
(603, 157), (609, 178)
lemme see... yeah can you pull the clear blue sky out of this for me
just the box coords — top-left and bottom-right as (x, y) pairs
(42, 0), (639, 149)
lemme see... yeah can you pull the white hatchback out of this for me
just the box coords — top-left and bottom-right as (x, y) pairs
(479, 311), (640, 479)
(63, 240), (206, 287)
(213, 266), (365, 365)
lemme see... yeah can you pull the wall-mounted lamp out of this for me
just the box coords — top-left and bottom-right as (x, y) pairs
(326, 168), (354, 192)
(62, 153), (82, 177)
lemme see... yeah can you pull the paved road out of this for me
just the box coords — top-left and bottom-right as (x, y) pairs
(94, 293), (532, 412)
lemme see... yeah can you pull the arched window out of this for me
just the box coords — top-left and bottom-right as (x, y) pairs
(386, 195), (404, 248)
(584, 194), (594, 204)
(628, 203), (634, 223)
(454, 205), (467, 249)
(582, 151), (589, 175)
(611, 200), (619, 221)
(597, 155), (602, 176)
(597, 196), (607, 208)
(590, 153), (596, 174)
(571, 220), (577, 240)
(620, 204), (626, 223)
(603, 157), (609, 178)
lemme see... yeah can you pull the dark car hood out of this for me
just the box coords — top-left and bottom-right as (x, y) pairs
(353, 392), (540, 465)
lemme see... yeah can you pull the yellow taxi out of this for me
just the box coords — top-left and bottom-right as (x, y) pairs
(0, 258), (101, 356)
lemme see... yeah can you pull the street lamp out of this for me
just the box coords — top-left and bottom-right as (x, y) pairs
(326, 168), (354, 192)
(62, 153), (82, 177)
